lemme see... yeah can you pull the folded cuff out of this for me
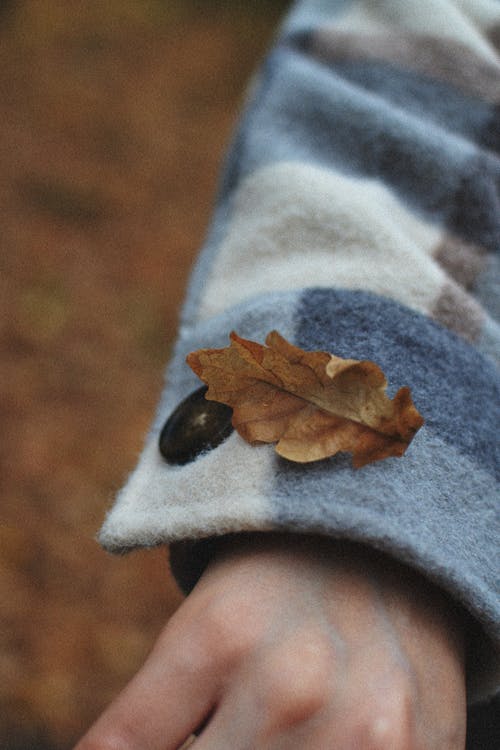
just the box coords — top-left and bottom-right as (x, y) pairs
(99, 287), (499, 705)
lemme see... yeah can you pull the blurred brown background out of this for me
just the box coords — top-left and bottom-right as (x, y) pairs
(0, 2), (289, 747)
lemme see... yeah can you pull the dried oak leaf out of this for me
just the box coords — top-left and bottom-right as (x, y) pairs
(186, 331), (424, 468)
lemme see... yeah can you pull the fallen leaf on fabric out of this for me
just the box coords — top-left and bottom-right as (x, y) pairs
(186, 331), (424, 467)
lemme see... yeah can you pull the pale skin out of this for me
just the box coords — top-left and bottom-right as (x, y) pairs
(75, 534), (467, 749)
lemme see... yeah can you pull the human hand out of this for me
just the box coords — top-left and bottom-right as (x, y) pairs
(75, 534), (466, 749)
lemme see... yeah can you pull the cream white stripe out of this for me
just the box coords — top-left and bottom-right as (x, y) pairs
(99, 432), (275, 550)
(334, 0), (499, 63)
(454, 0), (500, 32)
(197, 162), (444, 323)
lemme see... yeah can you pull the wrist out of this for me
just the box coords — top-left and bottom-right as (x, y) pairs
(205, 531), (466, 670)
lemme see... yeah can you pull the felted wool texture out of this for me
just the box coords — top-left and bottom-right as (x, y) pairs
(311, 29), (500, 103)
(479, 317), (500, 364)
(194, 160), (498, 350)
(229, 48), (499, 252)
(434, 237), (488, 289)
(99, 291), (301, 552)
(280, 0), (500, 51)
(476, 253), (500, 323)
(457, 0), (500, 31)
(292, 290), (498, 472)
(179, 0), (500, 332)
(280, 0), (347, 37)
(315, 59), (497, 147)
(196, 161), (445, 322)
(326, 0), (500, 61)
(99, 433), (276, 551)
(183, 41), (499, 306)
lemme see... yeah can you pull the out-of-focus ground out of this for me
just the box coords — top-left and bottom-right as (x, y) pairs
(0, 2), (289, 747)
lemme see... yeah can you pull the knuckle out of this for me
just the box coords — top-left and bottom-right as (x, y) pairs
(165, 627), (218, 679)
(199, 596), (262, 666)
(360, 683), (416, 749)
(158, 599), (254, 676)
(266, 677), (327, 729)
(362, 716), (412, 750)
(162, 591), (268, 677)
(260, 635), (333, 730)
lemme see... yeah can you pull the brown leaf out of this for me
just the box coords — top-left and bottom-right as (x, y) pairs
(186, 331), (424, 468)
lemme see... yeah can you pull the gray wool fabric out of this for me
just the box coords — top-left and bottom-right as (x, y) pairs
(98, 1), (500, 744)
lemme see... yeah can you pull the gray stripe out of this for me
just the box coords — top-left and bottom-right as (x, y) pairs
(293, 288), (499, 472)
(313, 58), (497, 154)
(179, 21), (500, 327)
(221, 48), (500, 251)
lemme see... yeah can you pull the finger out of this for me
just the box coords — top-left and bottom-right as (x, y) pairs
(74, 628), (219, 750)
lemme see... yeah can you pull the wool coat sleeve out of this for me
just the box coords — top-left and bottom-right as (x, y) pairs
(98, 0), (500, 739)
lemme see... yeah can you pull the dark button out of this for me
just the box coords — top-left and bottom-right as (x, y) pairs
(159, 386), (234, 465)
